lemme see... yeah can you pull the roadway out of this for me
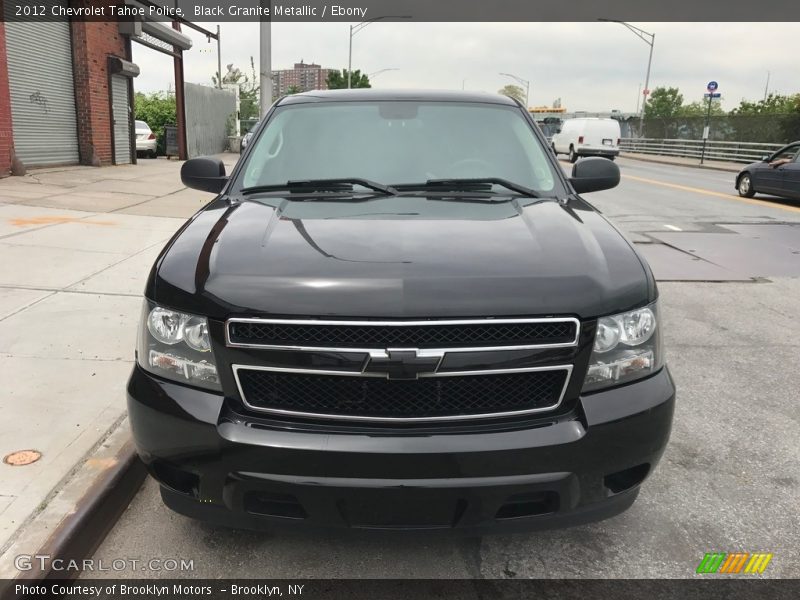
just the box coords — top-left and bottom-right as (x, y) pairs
(87, 157), (800, 579)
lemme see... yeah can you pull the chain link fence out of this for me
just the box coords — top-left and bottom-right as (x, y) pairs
(630, 114), (800, 144)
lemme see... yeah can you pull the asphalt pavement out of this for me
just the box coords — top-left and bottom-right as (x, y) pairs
(86, 156), (800, 579)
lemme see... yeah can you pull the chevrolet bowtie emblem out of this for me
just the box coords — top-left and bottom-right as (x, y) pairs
(364, 349), (442, 380)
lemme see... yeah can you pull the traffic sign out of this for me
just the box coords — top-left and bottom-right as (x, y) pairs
(707, 81), (719, 92)
(704, 93), (722, 98)
(642, 88), (650, 96)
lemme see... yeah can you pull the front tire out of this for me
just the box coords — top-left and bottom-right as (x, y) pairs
(738, 173), (755, 198)
(568, 147), (578, 163)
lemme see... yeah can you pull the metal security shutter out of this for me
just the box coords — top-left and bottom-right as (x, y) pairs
(4, 0), (79, 166)
(111, 76), (132, 164)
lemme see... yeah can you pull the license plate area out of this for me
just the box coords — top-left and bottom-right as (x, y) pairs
(338, 489), (466, 529)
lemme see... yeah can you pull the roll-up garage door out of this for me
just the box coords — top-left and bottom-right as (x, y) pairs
(111, 75), (132, 164)
(4, 0), (79, 166)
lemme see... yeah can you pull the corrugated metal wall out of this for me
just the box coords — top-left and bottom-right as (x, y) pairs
(111, 75), (131, 164)
(184, 83), (236, 158)
(4, 0), (79, 166)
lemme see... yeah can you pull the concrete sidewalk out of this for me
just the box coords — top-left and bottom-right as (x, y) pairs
(0, 155), (238, 562)
(620, 151), (744, 173)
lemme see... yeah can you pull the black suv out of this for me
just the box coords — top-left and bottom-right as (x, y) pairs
(128, 90), (675, 532)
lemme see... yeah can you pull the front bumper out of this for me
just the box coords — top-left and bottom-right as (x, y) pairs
(128, 366), (675, 533)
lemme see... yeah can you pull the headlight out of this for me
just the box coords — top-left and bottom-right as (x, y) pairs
(137, 301), (220, 390)
(582, 301), (663, 393)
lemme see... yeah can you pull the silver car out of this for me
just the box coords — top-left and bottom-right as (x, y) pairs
(135, 120), (157, 158)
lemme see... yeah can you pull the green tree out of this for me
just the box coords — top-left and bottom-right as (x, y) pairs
(729, 93), (800, 142)
(286, 85), (301, 95)
(679, 100), (725, 117)
(326, 69), (371, 89)
(213, 58), (260, 120)
(498, 84), (525, 104)
(643, 87), (684, 119)
(730, 93), (800, 115)
(133, 91), (176, 153)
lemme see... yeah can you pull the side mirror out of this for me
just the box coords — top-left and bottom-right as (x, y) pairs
(569, 157), (620, 194)
(761, 155), (771, 161)
(181, 157), (228, 194)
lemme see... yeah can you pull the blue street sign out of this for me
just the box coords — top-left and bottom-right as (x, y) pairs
(704, 93), (722, 98)
(707, 81), (719, 92)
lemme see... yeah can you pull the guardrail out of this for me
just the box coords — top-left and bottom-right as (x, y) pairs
(618, 138), (784, 164)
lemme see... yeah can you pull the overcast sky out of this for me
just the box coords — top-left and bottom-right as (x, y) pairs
(132, 22), (799, 112)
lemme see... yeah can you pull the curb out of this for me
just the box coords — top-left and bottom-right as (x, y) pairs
(620, 153), (742, 173)
(0, 420), (146, 591)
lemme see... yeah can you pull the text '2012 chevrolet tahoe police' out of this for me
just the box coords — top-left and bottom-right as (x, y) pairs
(128, 90), (675, 533)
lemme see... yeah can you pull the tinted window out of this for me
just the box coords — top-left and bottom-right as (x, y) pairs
(239, 102), (558, 193)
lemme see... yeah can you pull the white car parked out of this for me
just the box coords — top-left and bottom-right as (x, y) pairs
(551, 118), (621, 163)
(135, 120), (157, 158)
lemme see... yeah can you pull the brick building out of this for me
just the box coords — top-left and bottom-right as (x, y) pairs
(272, 60), (331, 99)
(0, 0), (203, 177)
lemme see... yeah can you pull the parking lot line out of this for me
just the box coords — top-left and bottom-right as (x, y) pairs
(621, 173), (800, 214)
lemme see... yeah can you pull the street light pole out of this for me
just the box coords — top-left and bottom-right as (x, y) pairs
(598, 19), (655, 136)
(347, 25), (354, 89)
(347, 16), (410, 89)
(499, 72), (530, 108)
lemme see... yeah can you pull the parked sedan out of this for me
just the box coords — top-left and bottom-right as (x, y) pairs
(736, 142), (800, 200)
(135, 120), (157, 158)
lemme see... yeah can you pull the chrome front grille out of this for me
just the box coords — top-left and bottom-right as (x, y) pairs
(227, 317), (579, 351)
(227, 317), (580, 423)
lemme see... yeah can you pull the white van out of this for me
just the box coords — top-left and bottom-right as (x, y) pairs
(551, 118), (621, 163)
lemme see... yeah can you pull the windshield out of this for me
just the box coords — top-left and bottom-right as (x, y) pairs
(236, 101), (560, 194)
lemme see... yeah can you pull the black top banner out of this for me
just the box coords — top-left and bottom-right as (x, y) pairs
(2, 0), (800, 22)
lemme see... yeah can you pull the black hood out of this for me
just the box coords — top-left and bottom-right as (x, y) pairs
(152, 196), (653, 320)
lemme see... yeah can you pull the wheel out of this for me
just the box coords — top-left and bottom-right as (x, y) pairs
(149, 150), (157, 159)
(568, 147), (578, 163)
(737, 173), (755, 198)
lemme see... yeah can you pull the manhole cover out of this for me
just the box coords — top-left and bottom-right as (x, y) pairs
(4, 450), (42, 466)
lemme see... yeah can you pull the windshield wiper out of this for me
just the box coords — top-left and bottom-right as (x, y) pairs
(395, 178), (539, 198)
(240, 178), (397, 196)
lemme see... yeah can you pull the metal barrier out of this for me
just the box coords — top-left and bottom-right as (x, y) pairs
(618, 138), (785, 164)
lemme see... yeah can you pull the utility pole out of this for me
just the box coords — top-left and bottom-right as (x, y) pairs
(216, 25), (222, 90)
(259, 0), (272, 116)
(764, 70), (770, 102)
